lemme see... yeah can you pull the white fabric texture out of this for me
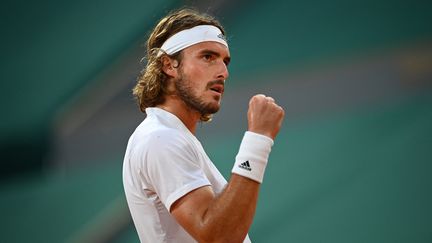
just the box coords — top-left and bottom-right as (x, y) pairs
(159, 25), (228, 56)
(232, 131), (274, 183)
(123, 107), (251, 243)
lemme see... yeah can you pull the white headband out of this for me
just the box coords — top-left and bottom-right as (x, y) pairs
(158, 25), (228, 56)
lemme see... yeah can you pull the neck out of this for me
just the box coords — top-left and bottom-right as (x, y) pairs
(157, 96), (201, 134)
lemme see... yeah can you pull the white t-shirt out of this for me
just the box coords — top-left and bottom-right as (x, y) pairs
(123, 107), (251, 243)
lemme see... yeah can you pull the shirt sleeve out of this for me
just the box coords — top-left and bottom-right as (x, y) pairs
(143, 129), (211, 211)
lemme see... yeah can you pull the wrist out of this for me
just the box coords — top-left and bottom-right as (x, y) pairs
(231, 131), (274, 183)
(247, 128), (275, 140)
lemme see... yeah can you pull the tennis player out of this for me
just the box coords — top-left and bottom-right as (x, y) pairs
(123, 8), (284, 242)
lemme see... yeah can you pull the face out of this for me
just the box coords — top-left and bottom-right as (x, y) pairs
(174, 41), (230, 116)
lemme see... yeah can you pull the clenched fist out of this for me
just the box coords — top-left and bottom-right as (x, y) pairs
(247, 94), (285, 140)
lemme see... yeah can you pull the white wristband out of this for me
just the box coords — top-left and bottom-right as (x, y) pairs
(232, 131), (274, 183)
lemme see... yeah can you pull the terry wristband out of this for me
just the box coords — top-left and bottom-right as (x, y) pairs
(232, 131), (274, 183)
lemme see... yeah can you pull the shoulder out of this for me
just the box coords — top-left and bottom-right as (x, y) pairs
(132, 126), (195, 157)
(132, 118), (187, 145)
(149, 127), (190, 147)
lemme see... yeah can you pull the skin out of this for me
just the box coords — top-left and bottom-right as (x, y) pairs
(158, 41), (285, 242)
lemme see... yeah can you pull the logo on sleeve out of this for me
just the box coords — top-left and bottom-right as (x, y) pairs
(239, 160), (252, 171)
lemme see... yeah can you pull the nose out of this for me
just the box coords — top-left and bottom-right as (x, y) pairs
(217, 61), (229, 80)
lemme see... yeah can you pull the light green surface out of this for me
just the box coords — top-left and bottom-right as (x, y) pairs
(0, 0), (178, 178)
(1, 0), (178, 138)
(227, 0), (432, 78)
(0, 161), (123, 242)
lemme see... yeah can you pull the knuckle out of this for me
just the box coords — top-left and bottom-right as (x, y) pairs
(266, 96), (275, 102)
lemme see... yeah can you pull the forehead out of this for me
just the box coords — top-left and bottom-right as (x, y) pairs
(182, 41), (230, 57)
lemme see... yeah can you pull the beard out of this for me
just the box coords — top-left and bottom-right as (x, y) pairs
(175, 69), (221, 117)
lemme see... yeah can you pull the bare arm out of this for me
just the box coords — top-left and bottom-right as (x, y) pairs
(171, 94), (284, 243)
(171, 175), (259, 243)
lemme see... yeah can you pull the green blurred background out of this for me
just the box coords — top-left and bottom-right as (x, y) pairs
(1, 0), (432, 242)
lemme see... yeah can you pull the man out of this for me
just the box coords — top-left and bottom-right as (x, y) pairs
(123, 8), (284, 243)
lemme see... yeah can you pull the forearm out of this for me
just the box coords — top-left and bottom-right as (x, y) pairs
(197, 132), (274, 241)
(199, 174), (260, 242)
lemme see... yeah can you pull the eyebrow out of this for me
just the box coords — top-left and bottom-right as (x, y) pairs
(200, 49), (231, 65)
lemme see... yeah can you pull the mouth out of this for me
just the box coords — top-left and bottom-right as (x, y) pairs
(209, 84), (224, 94)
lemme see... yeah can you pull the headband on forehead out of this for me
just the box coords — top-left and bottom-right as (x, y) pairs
(158, 25), (228, 56)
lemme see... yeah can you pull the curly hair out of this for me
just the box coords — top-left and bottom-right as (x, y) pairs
(132, 8), (225, 121)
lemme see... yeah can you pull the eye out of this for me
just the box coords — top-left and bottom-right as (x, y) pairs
(203, 54), (213, 61)
(223, 59), (230, 66)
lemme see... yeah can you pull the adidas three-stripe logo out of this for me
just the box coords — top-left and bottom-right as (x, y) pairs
(239, 160), (252, 171)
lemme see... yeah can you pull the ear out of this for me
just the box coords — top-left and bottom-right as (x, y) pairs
(161, 55), (178, 78)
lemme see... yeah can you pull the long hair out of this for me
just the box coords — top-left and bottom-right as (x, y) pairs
(133, 8), (225, 121)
